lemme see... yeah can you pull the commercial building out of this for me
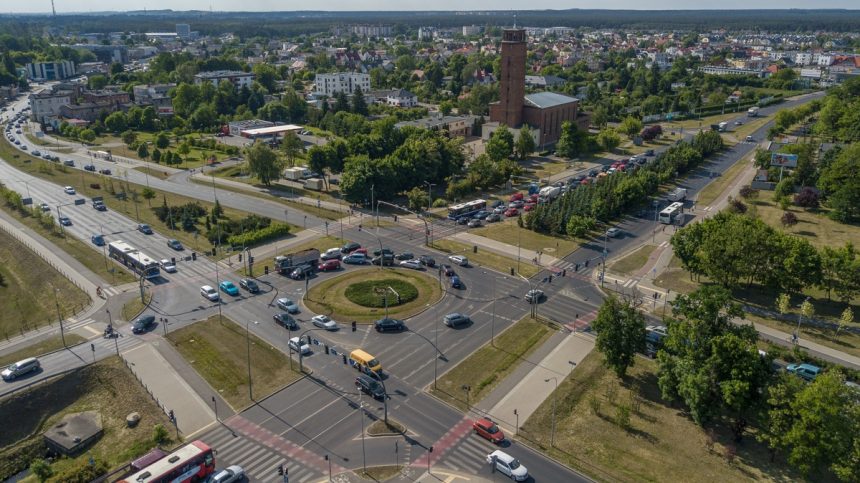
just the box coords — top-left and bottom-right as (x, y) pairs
(314, 72), (371, 97)
(395, 114), (475, 139)
(25, 60), (76, 81)
(194, 70), (256, 90)
(462, 25), (482, 36)
(176, 24), (191, 39)
(133, 84), (175, 115)
(29, 92), (72, 123)
(227, 119), (274, 137)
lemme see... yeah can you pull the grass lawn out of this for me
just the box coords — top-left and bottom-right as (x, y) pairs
(519, 351), (807, 483)
(748, 313), (860, 360)
(471, 221), (581, 258)
(0, 357), (174, 480)
(166, 315), (302, 411)
(653, 255), (701, 295)
(356, 466), (402, 481)
(0, 334), (87, 368)
(366, 419), (405, 436)
(431, 316), (553, 412)
(121, 291), (151, 322)
(729, 116), (772, 141)
(695, 153), (753, 207)
(750, 197), (860, 251)
(0, 229), (92, 339)
(24, 133), (52, 146)
(609, 245), (657, 276)
(98, 134), (234, 169)
(305, 268), (442, 323)
(431, 239), (539, 278)
(527, 158), (570, 180)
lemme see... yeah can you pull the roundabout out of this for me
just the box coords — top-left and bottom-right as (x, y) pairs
(304, 267), (444, 322)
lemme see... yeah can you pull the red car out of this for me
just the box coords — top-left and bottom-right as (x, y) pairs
(353, 248), (368, 256)
(473, 417), (505, 443)
(504, 207), (519, 217)
(523, 203), (535, 212)
(528, 194), (539, 204)
(510, 192), (524, 202)
(611, 161), (621, 169)
(318, 259), (341, 271)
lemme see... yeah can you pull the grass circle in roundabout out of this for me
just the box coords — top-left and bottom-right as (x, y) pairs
(305, 267), (443, 323)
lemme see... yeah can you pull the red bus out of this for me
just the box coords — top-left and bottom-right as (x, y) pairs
(118, 440), (215, 483)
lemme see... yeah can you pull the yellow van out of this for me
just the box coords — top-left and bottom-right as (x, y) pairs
(350, 349), (382, 374)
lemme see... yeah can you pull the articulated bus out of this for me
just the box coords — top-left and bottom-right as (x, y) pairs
(658, 202), (684, 224)
(108, 240), (160, 279)
(118, 440), (215, 483)
(447, 199), (487, 220)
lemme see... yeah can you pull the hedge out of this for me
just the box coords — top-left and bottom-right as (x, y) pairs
(227, 223), (291, 248)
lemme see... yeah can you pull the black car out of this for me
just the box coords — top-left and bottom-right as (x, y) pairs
(84, 164), (96, 171)
(600, 165), (610, 173)
(98, 168), (112, 175)
(273, 313), (298, 330)
(355, 374), (385, 399)
(132, 315), (156, 334)
(374, 318), (406, 333)
(342, 242), (361, 254)
(645, 149), (655, 156)
(167, 239), (184, 251)
(240, 278), (259, 293)
(372, 248), (394, 257)
(491, 200), (505, 208)
(371, 255), (395, 266)
(290, 265), (314, 280)
(442, 264), (455, 276)
(457, 216), (469, 225)
(419, 255), (436, 267)
(395, 252), (414, 261)
(588, 169), (599, 177)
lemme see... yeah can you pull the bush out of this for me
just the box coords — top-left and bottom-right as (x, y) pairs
(432, 198), (448, 208)
(793, 186), (820, 208)
(739, 185), (759, 199)
(226, 223), (291, 247)
(774, 177), (794, 199)
(152, 424), (170, 445)
(51, 459), (108, 483)
(781, 211), (799, 227)
(728, 198), (748, 214)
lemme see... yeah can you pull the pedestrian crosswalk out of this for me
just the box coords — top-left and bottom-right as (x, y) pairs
(65, 316), (96, 331)
(435, 433), (496, 475)
(101, 286), (121, 297)
(199, 424), (324, 483)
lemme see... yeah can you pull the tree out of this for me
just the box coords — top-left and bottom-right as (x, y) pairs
(142, 187), (156, 202)
(333, 91), (350, 113)
(406, 186), (429, 212)
(776, 293), (791, 316)
(515, 125), (536, 160)
(793, 187), (820, 208)
(151, 148), (161, 163)
(177, 142), (191, 168)
(591, 295), (646, 378)
(836, 308), (853, 337)
(121, 130), (137, 146)
(155, 132), (170, 149)
(30, 458), (53, 482)
(439, 100), (454, 116)
(245, 142), (283, 186)
(281, 132), (303, 166)
(486, 126), (514, 162)
(555, 121), (584, 159)
(137, 143), (149, 161)
(104, 111), (127, 133)
(619, 116), (644, 139)
(597, 128), (621, 152)
(351, 86), (368, 116)
(79, 129), (96, 143)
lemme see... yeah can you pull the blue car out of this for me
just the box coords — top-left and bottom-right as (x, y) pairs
(91, 234), (105, 246)
(451, 275), (463, 289)
(219, 280), (240, 296)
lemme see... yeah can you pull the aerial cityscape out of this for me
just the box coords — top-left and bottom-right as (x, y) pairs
(0, 6), (859, 483)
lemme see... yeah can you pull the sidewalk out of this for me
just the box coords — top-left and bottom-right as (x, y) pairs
(190, 171), (348, 214)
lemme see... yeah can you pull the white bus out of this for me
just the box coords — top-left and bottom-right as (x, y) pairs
(108, 241), (160, 278)
(658, 202), (684, 224)
(448, 199), (487, 220)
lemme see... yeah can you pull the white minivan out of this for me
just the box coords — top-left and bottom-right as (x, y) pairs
(2, 357), (41, 381)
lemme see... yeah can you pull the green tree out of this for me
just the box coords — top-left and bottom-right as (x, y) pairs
(515, 125), (536, 160)
(152, 423), (171, 445)
(79, 129), (96, 143)
(281, 132), (303, 166)
(351, 86), (369, 116)
(836, 307), (854, 337)
(439, 100), (454, 116)
(591, 295), (646, 378)
(177, 142), (191, 167)
(121, 129), (137, 146)
(555, 121), (585, 159)
(245, 142), (283, 186)
(619, 116), (644, 138)
(333, 91), (350, 113)
(406, 186), (429, 212)
(151, 148), (161, 163)
(486, 126), (514, 162)
(137, 142), (149, 161)
(597, 128), (621, 152)
(155, 132), (170, 150)
(30, 458), (53, 482)
(142, 187), (156, 202)
(104, 111), (127, 133)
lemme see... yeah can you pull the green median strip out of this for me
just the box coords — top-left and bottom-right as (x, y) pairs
(431, 239), (539, 278)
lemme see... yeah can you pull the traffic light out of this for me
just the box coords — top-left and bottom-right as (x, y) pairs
(191, 252), (197, 261)
(510, 267), (515, 276)
(277, 464), (284, 475)
(238, 253), (243, 262)
(324, 344), (330, 355)
(352, 321), (357, 332)
(342, 354), (348, 364)
(249, 256), (254, 264)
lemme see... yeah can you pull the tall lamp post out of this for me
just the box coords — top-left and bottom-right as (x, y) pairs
(245, 320), (258, 401)
(51, 284), (66, 347)
(545, 377), (558, 447)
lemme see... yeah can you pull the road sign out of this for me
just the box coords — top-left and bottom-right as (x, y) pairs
(22, 197), (32, 205)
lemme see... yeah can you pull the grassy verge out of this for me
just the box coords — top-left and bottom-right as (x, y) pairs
(0, 229), (92, 339)
(431, 316), (553, 412)
(470, 221), (581, 258)
(0, 334), (87, 367)
(430, 239), (539, 278)
(748, 313), (860, 359)
(696, 153), (752, 206)
(24, 133), (52, 146)
(519, 351), (805, 482)
(166, 315), (301, 410)
(0, 357), (174, 480)
(750, 198), (860, 250)
(366, 420), (405, 436)
(653, 255), (701, 295)
(609, 245), (657, 276)
(121, 291), (151, 322)
(356, 466), (402, 481)
(305, 268), (442, 323)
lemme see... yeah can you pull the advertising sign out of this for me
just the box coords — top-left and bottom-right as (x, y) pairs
(771, 153), (798, 168)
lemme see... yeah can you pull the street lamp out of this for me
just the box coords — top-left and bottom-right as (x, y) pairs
(359, 393), (367, 474)
(545, 377), (558, 447)
(794, 296), (812, 343)
(245, 320), (258, 401)
(50, 284), (66, 347)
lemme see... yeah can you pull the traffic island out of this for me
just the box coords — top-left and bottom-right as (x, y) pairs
(366, 419), (406, 436)
(305, 268), (443, 323)
(355, 465), (402, 481)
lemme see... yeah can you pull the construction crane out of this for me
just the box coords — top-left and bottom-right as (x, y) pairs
(50, 0), (56, 16)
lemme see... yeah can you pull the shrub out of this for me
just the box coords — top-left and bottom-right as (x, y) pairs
(50, 459), (108, 483)
(728, 198), (748, 214)
(739, 185), (758, 199)
(152, 424), (170, 445)
(793, 186), (820, 208)
(226, 223), (291, 247)
(781, 211), (799, 227)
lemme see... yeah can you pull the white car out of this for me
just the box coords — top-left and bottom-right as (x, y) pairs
(289, 336), (311, 355)
(160, 259), (177, 273)
(399, 259), (422, 270)
(200, 285), (219, 301)
(486, 450), (528, 481)
(211, 465), (245, 483)
(448, 255), (468, 267)
(311, 314), (338, 331)
(321, 247), (343, 260)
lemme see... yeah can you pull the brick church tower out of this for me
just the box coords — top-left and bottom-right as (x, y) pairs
(490, 28), (526, 127)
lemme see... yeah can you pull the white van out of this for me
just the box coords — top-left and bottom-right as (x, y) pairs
(2, 357), (41, 381)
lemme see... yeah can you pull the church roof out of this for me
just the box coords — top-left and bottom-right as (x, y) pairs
(524, 92), (578, 109)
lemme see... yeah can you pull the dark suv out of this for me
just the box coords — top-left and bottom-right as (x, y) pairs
(371, 254), (395, 266)
(240, 278), (260, 293)
(444, 313), (471, 328)
(132, 315), (156, 334)
(341, 242), (361, 254)
(374, 318), (406, 333)
(355, 374), (385, 399)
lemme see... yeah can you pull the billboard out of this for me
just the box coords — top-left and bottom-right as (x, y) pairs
(771, 153), (798, 168)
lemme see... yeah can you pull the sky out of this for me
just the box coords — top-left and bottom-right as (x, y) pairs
(4, 0), (860, 14)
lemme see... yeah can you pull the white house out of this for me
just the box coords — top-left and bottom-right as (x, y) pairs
(368, 89), (418, 107)
(313, 72), (370, 97)
(194, 70), (256, 90)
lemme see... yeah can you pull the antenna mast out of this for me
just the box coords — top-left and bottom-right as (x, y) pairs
(51, 0), (56, 16)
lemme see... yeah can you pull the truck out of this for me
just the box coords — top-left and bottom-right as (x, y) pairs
(283, 167), (306, 181)
(667, 187), (688, 202)
(275, 248), (320, 275)
(747, 106), (760, 117)
(717, 121), (729, 132)
(538, 185), (561, 201)
(304, 178), (324, 191)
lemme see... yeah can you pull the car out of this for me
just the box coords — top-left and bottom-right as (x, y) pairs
(91, 234), (105, 246)
(467, 219), (482, 228)
(395, 252), (414, 261)
(31, 150), (40, 156)
(137, 223), (153, 235)
(273, 313), (298, 330)
(510, 192), (524, 202)
(353, 248), (368, 256)
(321, 247), (343, 260)
(601, 165), (610, 173)
(63, 159), (75, 167)
(746, 135), (755, 142)
(219, 280), (239, 296)
(371, 255), (395, 266)
(167, 239), (184, 251)
(1, 357), (40, 381)
(131, 315), (156, 334)
(448, 255), (468, 266)
(312, 314), (338, 330)
(15, 129), (21, 134)
(450, 275), (463, 289)
(442, 264), (455, 276)
(92, 201), (107, 211)
(211, 465), (245, 483)
(356, 374), (385, 399)
(63, 186), (75, 194)
(276, 298), (300, 314)
(523, 203), (535, 212)
(508, 200), (524, 209)
(606, 227), (622, 238)
(491, 200), (505, 208)
(645, 149), (655, 156)
(374, 317), (406, 332)
(318, 259), (341, 271)
(290, 265), (315, 279)
(456, 216), (470, 225)
(444, 313), (471, 328)
(504, 208), (519, 217)
(201, 285), (220, 301)
(486, 450), (528, 481)
(734, 120), (743, 125)
(418, 255), (436, 267)
(160, 259), (176, 273)
(486, 213), (501, 222)
(83, 164), (96, 171)
(786, 363), (821, 382)
(58, 216), (72, 226)
(399, 259), (422, 270)
(343, 253), (368, 265)
(38, 202), (49, 212)
(341, 242), (361, 254)
(289, 336), (311, 355)
(525, 289), (545, 303)
(239, 278), (259, 293)
(493, 206), (506, 215)
(588, 168), (599, 177)
(372, 248), (394, 257)
(473, 210), (490, 220)
(98, 168), (112, 175)
(473, 417), (505, 443)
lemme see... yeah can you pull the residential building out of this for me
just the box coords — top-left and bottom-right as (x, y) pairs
(25, 60), (76, 81)
(0, 85), (19, 101)
(314, 72), (371, 97)
(699, 65), (766, 77)
(462, 25), (482, 36)
(194, 70), (256, 90)
(132, 84), (176, 115)
(394, 114), (474, 138)
(525, 75), (566, 89)
(368, 89), (418, 108)
(29, 92), (72, 123)
(71, 44), (128, 64)
(176, 24), (191, 39)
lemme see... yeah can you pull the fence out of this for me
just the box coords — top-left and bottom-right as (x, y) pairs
(120, 357), (181, 436)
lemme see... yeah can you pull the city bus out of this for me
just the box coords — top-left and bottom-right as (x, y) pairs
(658, 202), (684, 224)
(448, 199), (487, 220)
(108, 240), (160, 279)
(118, 440), (216, 483)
